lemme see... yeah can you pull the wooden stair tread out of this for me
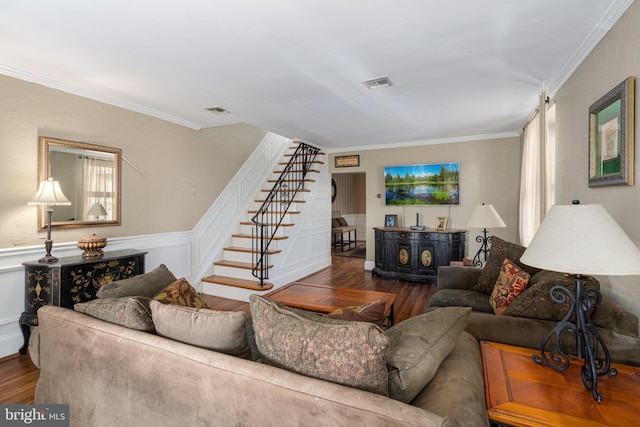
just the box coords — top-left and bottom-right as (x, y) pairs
(202, 275), (273, 290)
(255, 199), (306, 204)
(267, 178), (316, 183)
(214, 260), (273, 270)
(248, 210), (300, 214)
(240, 221), (293, 227)
(224, 246), (281, 254)
(261, 188), (311, 193)
(232, 233), (288, 240)
(279, 160), (324, 165)
(274, 169), (320, 174)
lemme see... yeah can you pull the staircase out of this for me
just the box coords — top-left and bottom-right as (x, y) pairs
(202, 142), (323, 291)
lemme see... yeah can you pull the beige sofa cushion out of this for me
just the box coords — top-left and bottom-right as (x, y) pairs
(74, 296), (155, 332)
(249, 295), (389, 395)
(149, 300), (251, 359)
(386, 307), (471, 403)
(96, 264), (177, 299)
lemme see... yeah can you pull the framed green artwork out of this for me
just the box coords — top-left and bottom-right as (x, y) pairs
(589, 77), (635, 187)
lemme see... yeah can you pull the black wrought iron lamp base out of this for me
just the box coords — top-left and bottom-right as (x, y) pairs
(472, 228), (490, 267)
(38, 207), (59, 264)
(533, 274), (617, 402)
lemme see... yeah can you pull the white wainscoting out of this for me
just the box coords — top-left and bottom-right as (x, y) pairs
(0, 231), (192, 359)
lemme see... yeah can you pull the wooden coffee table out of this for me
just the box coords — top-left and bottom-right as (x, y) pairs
(481, 341), (640, 427)
(264, 282), (397, 327)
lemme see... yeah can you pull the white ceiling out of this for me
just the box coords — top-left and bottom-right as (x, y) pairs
(0, 0), (633, 150)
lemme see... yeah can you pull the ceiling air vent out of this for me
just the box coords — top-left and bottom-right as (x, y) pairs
(363, 76), (393, 89)
(205, 106), (230, 114)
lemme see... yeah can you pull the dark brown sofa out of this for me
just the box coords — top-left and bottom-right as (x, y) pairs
(428, 251), (640, 367)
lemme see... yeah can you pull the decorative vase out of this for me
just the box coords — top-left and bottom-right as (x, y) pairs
(77, 233), (107, 258)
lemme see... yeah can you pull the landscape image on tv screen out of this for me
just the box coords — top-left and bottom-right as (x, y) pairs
(384, 162), (460, 206)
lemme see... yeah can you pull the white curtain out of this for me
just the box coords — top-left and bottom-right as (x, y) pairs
(83, 157), (114, 220)
(544, 103), (557, 213)
(519, 111), (541, 246)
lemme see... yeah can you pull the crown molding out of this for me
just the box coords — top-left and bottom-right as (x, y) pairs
(547, 0), (634, 97)
(326, 131), (522, 154)
(0, 64), (203, 130)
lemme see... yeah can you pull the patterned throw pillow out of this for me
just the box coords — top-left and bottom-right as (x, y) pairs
(74, 296), (155, 332)
(249, 295), (389, 395)
(473, 237), (540, 294)
(323, 299), (386, 324)
(502, 272), (600, 322)
(489, 258), (531, 315)
(153, 278), (209, 308)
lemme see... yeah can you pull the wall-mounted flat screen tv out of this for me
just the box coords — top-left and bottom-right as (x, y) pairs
(384, 162), (460, 206)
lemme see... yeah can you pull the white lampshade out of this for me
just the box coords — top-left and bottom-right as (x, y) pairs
(466, 204), (507, 228)
(520, 203), (640, 276)
(87, 203), (108, 217)
(28, 178), (71, 206)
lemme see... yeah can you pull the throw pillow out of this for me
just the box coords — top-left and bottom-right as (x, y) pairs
(153, 278), (209, 308)
(74, 296), (155, 332)
(149, 300), (252, 359)
(502, 272), (600, 322)
(489, 258), (531, 315)
(385, 307), (471, 403)
(337, 217), (348, 226)
(96, 264), (177, 299)
(331, 218), (341, 228)
(323, 298), (386, 324)
(473, 237), (540, 294)
(249, 295), (389, 395)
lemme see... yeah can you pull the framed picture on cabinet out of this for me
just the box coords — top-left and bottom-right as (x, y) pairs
(435, 217), (448, 231)
(385, 214), (398, 227)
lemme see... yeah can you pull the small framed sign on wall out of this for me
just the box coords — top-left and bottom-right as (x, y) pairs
(335, 155), (360, 168)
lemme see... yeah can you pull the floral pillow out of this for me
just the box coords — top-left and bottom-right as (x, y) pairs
(153, 278), (209, 308)
(489, 258), (531, 315)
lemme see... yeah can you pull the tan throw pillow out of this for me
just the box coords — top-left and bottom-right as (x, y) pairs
(149, 300), (251, 359)
(153, 278), (209, 308)
(96, 264), (177, 299)
(323, 299), (386, 324)
(385, 307), (471, 403)
(489, 258), (531, 315)
(74, 296), (155, 332)
(473, 237), (540, 294)
(249, 295), (389, 395)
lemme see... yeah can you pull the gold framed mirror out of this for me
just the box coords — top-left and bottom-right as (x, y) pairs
(37, 137), (122, 229)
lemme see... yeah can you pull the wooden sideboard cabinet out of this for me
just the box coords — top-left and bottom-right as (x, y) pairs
(19, 249), (147, 355)
(373, 228), (465, 283)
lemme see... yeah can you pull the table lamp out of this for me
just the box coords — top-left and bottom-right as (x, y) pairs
(466, 203), (506, 266)
(87, 202), (108, 220)
(520, 200), (640, 402)
(28, 178), (72, 263)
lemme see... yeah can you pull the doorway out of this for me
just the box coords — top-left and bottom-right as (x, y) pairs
(331, 172), (366, 259)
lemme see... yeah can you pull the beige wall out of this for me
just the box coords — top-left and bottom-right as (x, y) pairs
(0, 74), (266, 249)
(553, 1), (640, 320)
(330, 136), (522, 262)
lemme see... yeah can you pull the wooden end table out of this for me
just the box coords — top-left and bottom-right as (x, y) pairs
(264, 282), (397, 327)
(481, 341), (640, 427)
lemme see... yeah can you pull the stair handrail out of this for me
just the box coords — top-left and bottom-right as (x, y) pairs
(250, 142), (320, 286)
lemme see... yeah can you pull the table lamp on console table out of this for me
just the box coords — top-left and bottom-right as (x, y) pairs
(466, 203), (506, 266)
(28, 178), (71, 263)
(520, 200), (640, 402)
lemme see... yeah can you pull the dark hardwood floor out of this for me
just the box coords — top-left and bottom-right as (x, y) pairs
(0, 254), (436, 404)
